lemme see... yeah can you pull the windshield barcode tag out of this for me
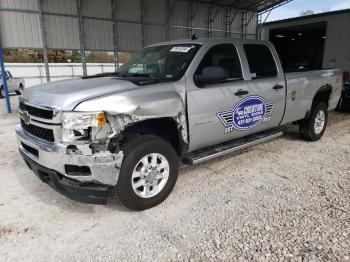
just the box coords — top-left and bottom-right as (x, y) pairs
(170, 47), (191, 53)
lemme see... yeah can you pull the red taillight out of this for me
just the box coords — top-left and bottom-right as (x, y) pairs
(343, 71), (349, 82)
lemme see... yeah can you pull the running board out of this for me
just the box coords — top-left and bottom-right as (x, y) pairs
(182, 129), (283, 165)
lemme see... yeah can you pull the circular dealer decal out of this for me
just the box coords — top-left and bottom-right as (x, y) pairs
(232, 96), (267, 130)
(217, 96), (276, 133)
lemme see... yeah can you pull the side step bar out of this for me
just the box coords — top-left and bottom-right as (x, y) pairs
(182, 129), (283, 165)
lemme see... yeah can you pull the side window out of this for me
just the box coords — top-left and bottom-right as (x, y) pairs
(195, 44), (242, 81)
(244, 44), (278, 79)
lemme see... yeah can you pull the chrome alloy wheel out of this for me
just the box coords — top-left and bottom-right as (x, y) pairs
(131, 153), (170, 198)
(314, 110), (325, 135)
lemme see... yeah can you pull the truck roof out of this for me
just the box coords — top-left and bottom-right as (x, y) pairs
(146, 38), (270, 48)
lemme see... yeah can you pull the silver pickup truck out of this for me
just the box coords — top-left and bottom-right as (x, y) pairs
(16, 39), (342, 210)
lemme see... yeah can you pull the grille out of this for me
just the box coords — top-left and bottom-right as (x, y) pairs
(21, 119), (55, 142)
(19, 102), (53, 119)
(21, 143), (39, 157)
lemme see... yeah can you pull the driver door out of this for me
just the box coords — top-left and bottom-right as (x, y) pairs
(186, 43), (249, 151)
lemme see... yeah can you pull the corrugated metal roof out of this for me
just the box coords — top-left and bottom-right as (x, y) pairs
(0, 0), (292, 51)
(185, 0), (291, 13)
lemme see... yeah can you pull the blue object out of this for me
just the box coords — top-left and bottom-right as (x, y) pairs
(0, 45), (11, 113)
(217, 96), (276, 131)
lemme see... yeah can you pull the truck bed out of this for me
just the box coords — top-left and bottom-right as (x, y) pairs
(281, 69), (342, 125)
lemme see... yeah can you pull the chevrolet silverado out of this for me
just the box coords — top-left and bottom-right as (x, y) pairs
(16, 39), (342, 210)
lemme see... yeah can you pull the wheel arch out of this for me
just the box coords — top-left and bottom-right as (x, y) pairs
(305, 84), (332, 119)
(312, 84), (332, 107)
(109, 117), (188, 157)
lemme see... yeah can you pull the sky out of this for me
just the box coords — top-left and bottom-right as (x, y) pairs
(265, 0), (350, 22)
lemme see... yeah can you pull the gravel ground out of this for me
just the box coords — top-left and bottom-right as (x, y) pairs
(0, 96), (349, 262)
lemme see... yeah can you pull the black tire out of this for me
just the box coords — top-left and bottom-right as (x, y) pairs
(117, 135), (179, 211)
(299, 102), (328, 141)
(0, 86), (4, 98)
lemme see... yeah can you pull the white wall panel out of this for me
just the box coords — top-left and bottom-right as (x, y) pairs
(144, 25), (165, 46)
(117, 0), (140, 22)
(192, 4), (208, 29)
(145, 0), (165, 25)
(117, 22), (142, 51)
(44, 15), (80, 49)
(169, 27), (188, 40)
(170, 1), (188, 27)
(0, 11), (41, 48)
(0, 0), (37, 11)
(42, 0), (76, 15)
(84, 19), (113, 50)
(212, 8), (226, 31)
(82, 0), (111, 19)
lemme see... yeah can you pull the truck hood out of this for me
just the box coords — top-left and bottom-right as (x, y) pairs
(22, 77), (139, 110)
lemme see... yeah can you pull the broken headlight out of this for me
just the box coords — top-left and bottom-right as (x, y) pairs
(61, 112), (106, 142)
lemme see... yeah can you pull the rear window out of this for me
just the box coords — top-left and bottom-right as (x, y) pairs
(244, 44), (278, 79)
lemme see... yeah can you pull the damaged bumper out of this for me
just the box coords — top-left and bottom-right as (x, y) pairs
(16, 124), (123, 204)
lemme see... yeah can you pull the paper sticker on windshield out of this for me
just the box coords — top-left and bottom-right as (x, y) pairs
(217, 96), (276, 133)
(170, 46), (192, 53)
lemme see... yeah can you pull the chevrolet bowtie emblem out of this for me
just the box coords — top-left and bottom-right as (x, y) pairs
(20, 111), (31, 125)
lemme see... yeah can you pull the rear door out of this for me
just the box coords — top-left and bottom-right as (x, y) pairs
(240, 43), (286, 131)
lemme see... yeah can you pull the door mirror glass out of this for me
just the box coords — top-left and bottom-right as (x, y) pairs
(194, 66), (227, 85)
(194, 44), (243, 87)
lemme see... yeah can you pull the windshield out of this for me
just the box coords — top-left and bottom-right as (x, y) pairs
(117, 44), (201, 82)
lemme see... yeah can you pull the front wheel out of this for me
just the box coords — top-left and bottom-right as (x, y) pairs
(299, 102), (328, 141)
(0, 87), (4, 98)
(117, 135), (179, 211)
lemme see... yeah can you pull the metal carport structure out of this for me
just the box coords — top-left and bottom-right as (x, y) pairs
(0, 0), (292, 112)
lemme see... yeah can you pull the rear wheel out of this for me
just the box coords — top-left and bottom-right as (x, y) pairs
(117, 135), (179, 211)
(299, 102), (328, 141)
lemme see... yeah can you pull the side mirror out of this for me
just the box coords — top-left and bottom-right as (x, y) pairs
(194, 66), (227, 86)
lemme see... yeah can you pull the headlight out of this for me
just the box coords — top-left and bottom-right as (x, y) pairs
(61, 112), (106, 142)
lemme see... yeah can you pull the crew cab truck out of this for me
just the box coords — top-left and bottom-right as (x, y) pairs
(16, 39), (342, 210)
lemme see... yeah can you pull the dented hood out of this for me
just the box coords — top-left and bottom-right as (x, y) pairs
(22, 77), (139, 110)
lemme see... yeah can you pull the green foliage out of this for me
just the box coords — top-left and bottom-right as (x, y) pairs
(4, 49), (134, 64)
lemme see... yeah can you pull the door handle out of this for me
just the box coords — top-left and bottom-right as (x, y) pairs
(273, 84), (284, 90)
(234, 90), (249, 96)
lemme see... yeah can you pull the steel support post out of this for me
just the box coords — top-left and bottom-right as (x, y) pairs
(187, 1), (193, 38)
(76, 0), (87, 77)
(0, 46), (11, 113)
(37, 0), (50, 82)
(207, 5), (213, 38)
(140, 0), (146, 47)
(111, 0), (120, 69)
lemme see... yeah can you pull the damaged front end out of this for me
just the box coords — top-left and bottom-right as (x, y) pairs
(17, 84), (188, 204)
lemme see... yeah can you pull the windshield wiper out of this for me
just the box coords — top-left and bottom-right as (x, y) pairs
(82, 71), (121, 79)
(123, 73), (157, 80)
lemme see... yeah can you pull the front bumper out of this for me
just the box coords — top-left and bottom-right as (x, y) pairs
(20, 151), (111, 204)
(16, 124), (123, 204)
